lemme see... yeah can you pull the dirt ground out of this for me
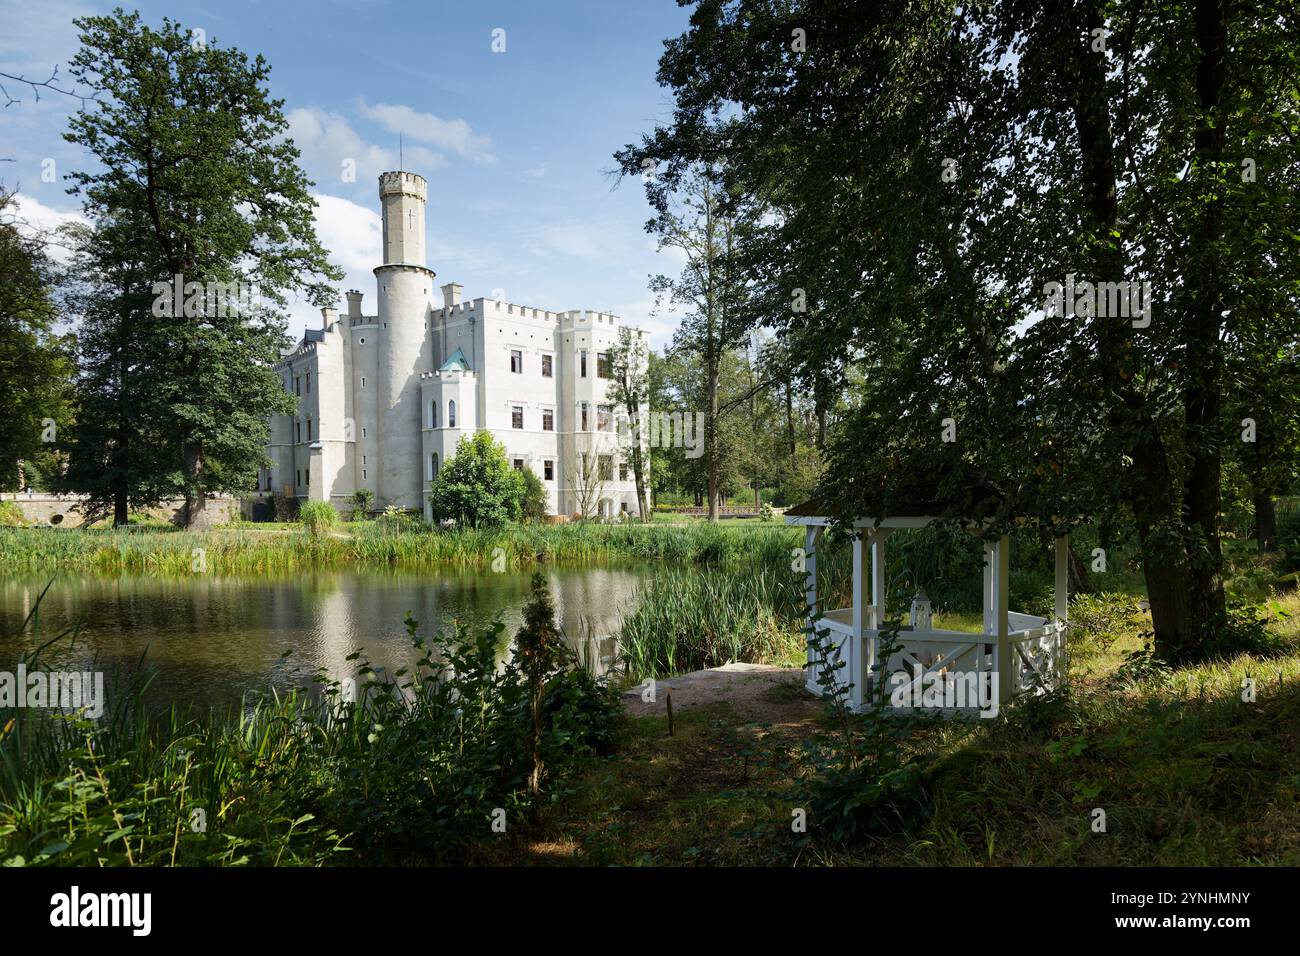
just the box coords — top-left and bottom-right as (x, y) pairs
(620, 662), (823, 726)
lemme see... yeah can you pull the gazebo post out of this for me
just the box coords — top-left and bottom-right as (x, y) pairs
(1053, 535), (1070, 624)
(982, 540), (996, 636)
(993, 534), (1011, 706)
(804, 525), (823, 693)
(849, 533), (866, 710)
(865, 529), (890, 703)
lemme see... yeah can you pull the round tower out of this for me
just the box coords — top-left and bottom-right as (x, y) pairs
(374, 171), (435, 512)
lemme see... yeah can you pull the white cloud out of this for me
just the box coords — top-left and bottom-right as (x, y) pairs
(7, 192), (88, 263)
(286, 107), (442, 189)
(284, 192), (381, 340)
(358, 100), (495, 165)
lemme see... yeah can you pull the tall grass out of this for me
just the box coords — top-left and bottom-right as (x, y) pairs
(0, 522), (807, 576)
(618, 565), (807, 678)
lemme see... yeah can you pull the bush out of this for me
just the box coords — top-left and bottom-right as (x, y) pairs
(298, 501), (338, 536)
(273, 492), (299, 522)
(349, 488), (375, 520)
(0, 501), (26, 527)
(427, 432), (524, 529)
(519, 467), (548, 524)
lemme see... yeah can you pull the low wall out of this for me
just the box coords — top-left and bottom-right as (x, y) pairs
(1, 493), (240, 528)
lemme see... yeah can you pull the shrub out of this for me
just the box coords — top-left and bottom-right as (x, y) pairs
(349, 488), (375, 520)
(427, 432), (524, 529)
(272, 492), (299, 522)
(298, 501), (338, 536)
(0, 501), (26, 527)
(519, 467), (548, 523)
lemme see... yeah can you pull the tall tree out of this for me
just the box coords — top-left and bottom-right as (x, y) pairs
(646, 166), (759, 521)
(618, 0), (1300, 661)
(607, 326), (652, 521)
(0, 189), (74, 492)
(63, 10), (341, 528)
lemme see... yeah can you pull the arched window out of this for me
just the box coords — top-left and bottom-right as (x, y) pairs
(448, 399), (456, 428)
(430, 400), (438, 429)
(432, 453), (439, 481)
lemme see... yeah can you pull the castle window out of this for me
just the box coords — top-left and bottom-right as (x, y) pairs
(307, 418), (313, 441)
(580, 403), (589, 431)
(513, 458), (524, 471)
(359, 337), (366, 345)
(362, 427), (367, 438)
(430, 401), (438, 429)
(580, 350), (588, 377)
(620, 462), (629, 481)
(362, 455), (367, 465)
(431, 454), (438, 480)
(544, 460), (554, 481)
(448, 400), (456, 427)
(512, 405), (523, 429)
(597, 405), (612, 432)
(510, 349), (522, 373)
(295, 421), (301, 442)
(296, 470), (301, 487)
(305, 467), (310, 487)
(360, 376), (366, 388)
(306, 372), (311, 393)
(598, 456), (613, 481)
(542, 408), (553, 432)
(541, 353), (553, 377)
(295, 376), (301, 396)
(597, 352), (610, 378)
(362, 469), (367, 480)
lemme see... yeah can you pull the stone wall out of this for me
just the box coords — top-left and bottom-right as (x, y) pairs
(1, 493), (240, 528)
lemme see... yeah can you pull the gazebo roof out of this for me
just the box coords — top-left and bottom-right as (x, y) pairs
(786, 464), (1006, 525)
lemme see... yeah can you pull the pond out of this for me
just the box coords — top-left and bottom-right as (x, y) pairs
(0, 569), (649, 713)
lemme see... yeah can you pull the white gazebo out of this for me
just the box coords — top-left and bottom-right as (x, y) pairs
(786, 497), (1069, 715)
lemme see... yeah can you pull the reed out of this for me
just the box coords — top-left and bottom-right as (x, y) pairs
(0, 522), (809, 576)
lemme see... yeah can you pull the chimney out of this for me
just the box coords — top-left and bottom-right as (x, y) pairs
(441, 282), (463, 310)
(345, 289), (363, 319)
(321, 306), (338, 329)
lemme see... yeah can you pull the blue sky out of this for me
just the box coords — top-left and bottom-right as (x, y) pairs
(0, 0), (694, 346)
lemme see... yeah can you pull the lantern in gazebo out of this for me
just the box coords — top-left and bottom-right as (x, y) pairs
(910, 587), (932, 632)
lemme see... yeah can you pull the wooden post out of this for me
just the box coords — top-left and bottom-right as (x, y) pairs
(983, 540), (996, 636)
(804, 525), (822, 693)
(1054, 536), (1070, 624)
(866, 528), (890, 705)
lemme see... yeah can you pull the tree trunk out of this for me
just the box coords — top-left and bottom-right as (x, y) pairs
(705, 360), (719, 522)
(1255, 493), (1277, 553)
(785, 378), (796, 469)
(183, 440), (208, 530)
(113, 490), (129, 528)
(1067, 545), (1093, 594)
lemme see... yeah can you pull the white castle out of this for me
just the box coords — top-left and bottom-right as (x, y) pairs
(260, 170), (647, 521)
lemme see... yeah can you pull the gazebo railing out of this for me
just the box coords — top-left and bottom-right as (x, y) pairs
(806, 607), (1065, 713)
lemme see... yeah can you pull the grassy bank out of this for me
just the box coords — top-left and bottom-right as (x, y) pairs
(0, 521), (805, 576)
(485, 592), (1300, 866)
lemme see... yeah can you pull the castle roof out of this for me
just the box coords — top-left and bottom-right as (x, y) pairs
(439, 347), (472, 372)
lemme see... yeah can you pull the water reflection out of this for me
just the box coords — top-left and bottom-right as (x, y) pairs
(0, 569), (647, 713)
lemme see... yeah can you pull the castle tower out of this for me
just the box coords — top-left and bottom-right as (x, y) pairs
(374, 171), (435, 511)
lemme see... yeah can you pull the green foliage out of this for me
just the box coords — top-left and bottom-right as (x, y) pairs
(348, 488), (375, 521)
(518, 467), (548, 524)
(60, 10), (341, 523)
(427, 431), (524, 529)
(799, 622), (929, 844)
(0, 190), (75, 493)
(0, 501), (26, 528)
(297, 501), (338, 536)
(0, 581), (618, 866)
